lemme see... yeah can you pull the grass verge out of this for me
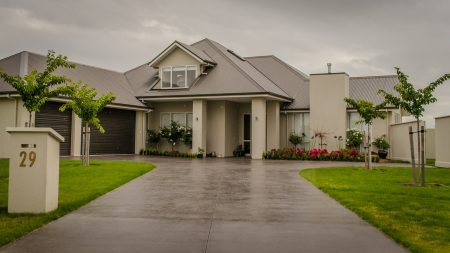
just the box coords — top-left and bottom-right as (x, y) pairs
(300, 166), (450, 253)
(0, 159), (153, 247)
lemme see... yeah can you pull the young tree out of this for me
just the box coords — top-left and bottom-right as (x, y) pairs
(379, 67), (450, 185)
(344, 99), (386, 170)
(0, 50), (75, 127)
(60, 81), (115, 166)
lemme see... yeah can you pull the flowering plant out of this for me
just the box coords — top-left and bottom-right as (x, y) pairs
(346, 128), (364, 148)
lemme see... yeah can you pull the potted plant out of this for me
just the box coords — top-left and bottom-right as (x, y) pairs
(197, 147), (205, 158)
(372, 135), (390, 159)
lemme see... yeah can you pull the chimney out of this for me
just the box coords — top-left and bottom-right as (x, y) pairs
(327, 63), (332, 74)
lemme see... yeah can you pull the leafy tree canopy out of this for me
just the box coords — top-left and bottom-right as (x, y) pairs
(0, 50), (75, 113)
(378, 67), (450, 119)
(344, 98), (386, 125)
(60, 81), (115, 133)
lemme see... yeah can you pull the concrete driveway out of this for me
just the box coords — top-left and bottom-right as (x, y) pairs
(1, 157), (408, 253)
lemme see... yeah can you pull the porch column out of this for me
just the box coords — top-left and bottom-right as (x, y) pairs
(71, 112), (82, 156)
(134, 111), (145, 154)
(266, 100), (280, 150)
(251, 98), (266, 159)
(193, 99), (207, 156)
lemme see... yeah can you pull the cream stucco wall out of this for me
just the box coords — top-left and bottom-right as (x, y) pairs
(389, 121), (425, 162)
(426, 128), (435, 160)
(134, 111), (145, 154)
(251, 98), (266, 159)
(192, 99), (207, 155)
(435, 116), (450, 167)
(310, 73), (349, 151)
(71, 112), (82, 156)
(225, 101), (239, 157)
(0, 98), (17, 158)
(266, 101), (280, 150)
(207, 101), (226, 157)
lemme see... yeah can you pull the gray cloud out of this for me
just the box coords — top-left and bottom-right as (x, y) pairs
(1, 0), (449, 127)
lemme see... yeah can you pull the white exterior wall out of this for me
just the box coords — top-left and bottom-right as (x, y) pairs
(266, 100), (280, 150)
(251, 98), (266, 159)
(207, 101), (226, 157)
(0, 98), (17, 158)
(192, 99), (207, 156)
(310, 73), (349, 151)
(426, 128), (435, 160)
(135, 111), (145, 154)
(435, 116), (450, 167)
(389, 121), (425, 162)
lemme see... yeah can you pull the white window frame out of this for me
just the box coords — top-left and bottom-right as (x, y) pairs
(160, 112), (193, 128)
(160, 65), (197, 89)
(348, 112), (368, 131)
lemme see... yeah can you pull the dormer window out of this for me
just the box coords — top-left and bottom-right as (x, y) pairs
(161, 65), (197, 89)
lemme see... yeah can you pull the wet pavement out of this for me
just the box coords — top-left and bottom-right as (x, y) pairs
(1, 156), (408, 253)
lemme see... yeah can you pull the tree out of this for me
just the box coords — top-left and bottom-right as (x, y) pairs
(289, 133), (303, 148)
(344, 98), (386, 170)
(60, 81), (115, 166)
(378, 67), (450, 185)
(0, 50), (75, 127)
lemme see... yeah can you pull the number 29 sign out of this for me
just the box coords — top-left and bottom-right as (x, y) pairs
(19, 151), (36, 167)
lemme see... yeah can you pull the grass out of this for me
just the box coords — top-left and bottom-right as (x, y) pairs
(300, 166), (450, 253)
(426, 159), (436, 167)
(0, 159), (154, 247)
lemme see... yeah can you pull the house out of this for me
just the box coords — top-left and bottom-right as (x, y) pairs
(0, 38), (402, 159)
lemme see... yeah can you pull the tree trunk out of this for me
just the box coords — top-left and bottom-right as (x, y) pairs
(420, 125), (425, 186)
(28, 112), (32, 127)
(84, 122), (90, 166)
(408, 126), (417, 184)
(416, 119), (421, 186)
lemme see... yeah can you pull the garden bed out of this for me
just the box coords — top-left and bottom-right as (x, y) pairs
(140, 148), (197, 158)
(263, 147), (380, 162)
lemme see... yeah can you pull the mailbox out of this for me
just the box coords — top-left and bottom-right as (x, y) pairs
(6, 127), (64, 213)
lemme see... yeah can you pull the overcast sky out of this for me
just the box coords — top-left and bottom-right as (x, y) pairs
(1, 0), (449, 126)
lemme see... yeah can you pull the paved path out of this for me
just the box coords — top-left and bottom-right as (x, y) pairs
(2, 157), (408, 253)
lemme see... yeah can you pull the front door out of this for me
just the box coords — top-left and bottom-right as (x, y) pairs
(243, 114), (251, 155)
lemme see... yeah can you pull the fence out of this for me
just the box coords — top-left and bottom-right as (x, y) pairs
(389, 121), (426, 162)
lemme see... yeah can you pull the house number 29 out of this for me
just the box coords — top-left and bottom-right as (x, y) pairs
(19, 151), (36, 167)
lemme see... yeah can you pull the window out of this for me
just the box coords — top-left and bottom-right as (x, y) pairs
(292, 113), (310, 140)
(348, 112), (368, 131)
(160, 65), (197, 88)
(160, 112), (193, 128)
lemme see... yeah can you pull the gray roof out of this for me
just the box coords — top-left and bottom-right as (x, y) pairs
(349, 75), (399, 106)
(0, 52), (147, 108)
(127, 39), (291, 100)
(0, 52), (21, 93)
(246, 55), (310, 109)
(1, 39), (400, 111)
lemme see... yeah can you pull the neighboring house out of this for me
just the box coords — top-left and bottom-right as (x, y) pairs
(0, 38), (402, 159)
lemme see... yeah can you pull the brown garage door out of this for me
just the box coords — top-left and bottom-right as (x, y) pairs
(35, 102), (72, 156)
(89, 108), (135, 154)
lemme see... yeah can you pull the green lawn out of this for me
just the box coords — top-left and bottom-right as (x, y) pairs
(300, 166), (450, 253)
(0, 159), (154, 247)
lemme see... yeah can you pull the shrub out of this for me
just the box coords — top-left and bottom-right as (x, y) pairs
(264, 147), (365, 162)
(346, 129), (364, 148)
(140, 148), (196, 158)
(147, 130), (161, 146)
(372, 135), (390, 150)
(289, 133), (303, 147)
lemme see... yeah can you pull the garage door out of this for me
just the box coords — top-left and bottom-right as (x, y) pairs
(35, 102), (72, 156)
(89, 108), (135, 154)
